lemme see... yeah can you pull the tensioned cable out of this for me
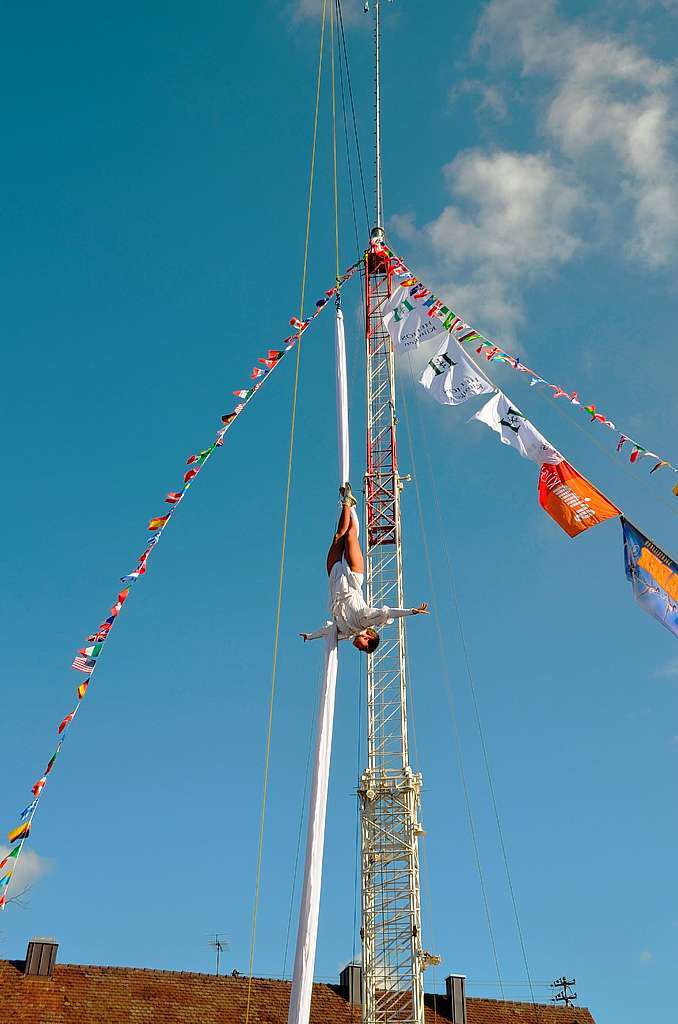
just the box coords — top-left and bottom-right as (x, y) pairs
(244, 4), (328, 1020)
(397, 371), (506, 1001)
(403, 353), (542, 1020)
(330, 0), (340, 280)
(336, 0), (370, 233)
(336, 0), (362, 262)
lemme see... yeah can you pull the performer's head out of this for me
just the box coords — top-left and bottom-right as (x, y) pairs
(353, 628), (380, 654)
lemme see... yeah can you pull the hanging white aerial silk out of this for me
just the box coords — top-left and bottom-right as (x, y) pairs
(335, 306), (350, 486)
(287, 307), (349, 1024)
(286, 623), (339, 1024)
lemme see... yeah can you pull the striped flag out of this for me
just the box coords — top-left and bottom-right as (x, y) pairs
(71, 655), (96, 674)
(20, 801), (37, 821)
(79, 643), (103, 658)
(8, 822), (30, 844)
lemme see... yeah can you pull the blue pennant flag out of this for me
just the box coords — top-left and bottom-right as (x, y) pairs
(20, 801), (37, 821)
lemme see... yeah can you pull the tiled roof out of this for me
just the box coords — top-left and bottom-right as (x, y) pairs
(0, 960), (597, 1024)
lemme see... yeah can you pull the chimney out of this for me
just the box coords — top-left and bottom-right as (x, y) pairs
(446, 974), (467, 1024)
(339, 963), (363, 1006)
(24, 938), (58, 978)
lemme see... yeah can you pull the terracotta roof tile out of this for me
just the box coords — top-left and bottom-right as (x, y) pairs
(0, 960), (597, 1024)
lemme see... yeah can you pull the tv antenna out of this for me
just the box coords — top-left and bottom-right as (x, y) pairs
(550, 976), (577, 1006)
(208, 933), (229, 977)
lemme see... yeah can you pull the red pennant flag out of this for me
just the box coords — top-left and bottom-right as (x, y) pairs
(32, 777), (47, 798)
(184, 468), (198, 484)
(165, 491), (183, 504)
(58, 711), (76, 734)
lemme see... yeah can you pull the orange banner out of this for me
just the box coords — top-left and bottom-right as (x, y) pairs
(538, 460), (620, 537)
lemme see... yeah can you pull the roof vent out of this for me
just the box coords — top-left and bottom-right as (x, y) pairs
(24, 938), (58, 978)
(446, 974), (467, 1024)
(339, 963), (363, 1005)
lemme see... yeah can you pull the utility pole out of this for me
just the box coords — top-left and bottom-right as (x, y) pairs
(550, 977), (578, 1007)
(360, 3), (427, 1022)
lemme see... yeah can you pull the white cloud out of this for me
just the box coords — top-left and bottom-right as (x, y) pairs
(390, 149), (583, 335)
(0, 846), (52, 896)
(449, 79), (508, 119)
(475, 0), (678, 267)
(657, 655), (678, 678)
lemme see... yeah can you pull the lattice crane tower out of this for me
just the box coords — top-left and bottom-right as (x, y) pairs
(359, 3), (427, 1022)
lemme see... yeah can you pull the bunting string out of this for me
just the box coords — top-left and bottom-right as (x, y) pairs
(0, 258), (361, 911)
(371, 239), (678, 494)
(369, 237), (678, 641)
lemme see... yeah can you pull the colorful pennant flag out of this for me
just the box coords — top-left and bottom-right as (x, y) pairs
(58, 711), (76, 735)
(0, 848), (20, 871)
(8, 822), (30, 844)
(148, 515), (169, 531)
(79, 643), (103, 658)
(32, 778), (47, 798)
(20, 801), (37, 821)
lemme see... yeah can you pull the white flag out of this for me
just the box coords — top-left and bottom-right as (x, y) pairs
(473, 391), (563, 465)
(382, 279), (448, 351)
(419, 335), (494, 406)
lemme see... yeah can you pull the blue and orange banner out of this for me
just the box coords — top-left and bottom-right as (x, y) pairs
(622, 518), (678, 638)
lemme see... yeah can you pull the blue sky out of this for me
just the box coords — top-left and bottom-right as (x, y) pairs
(1, 2), (677, 1022)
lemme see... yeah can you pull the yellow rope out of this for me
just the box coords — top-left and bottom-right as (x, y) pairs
(244, 3), (328, 1020)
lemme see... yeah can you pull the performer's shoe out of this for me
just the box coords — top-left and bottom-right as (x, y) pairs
(340, 482), (357, 508)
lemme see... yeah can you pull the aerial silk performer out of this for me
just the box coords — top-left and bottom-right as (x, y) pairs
(287, 308), (428, 1024)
